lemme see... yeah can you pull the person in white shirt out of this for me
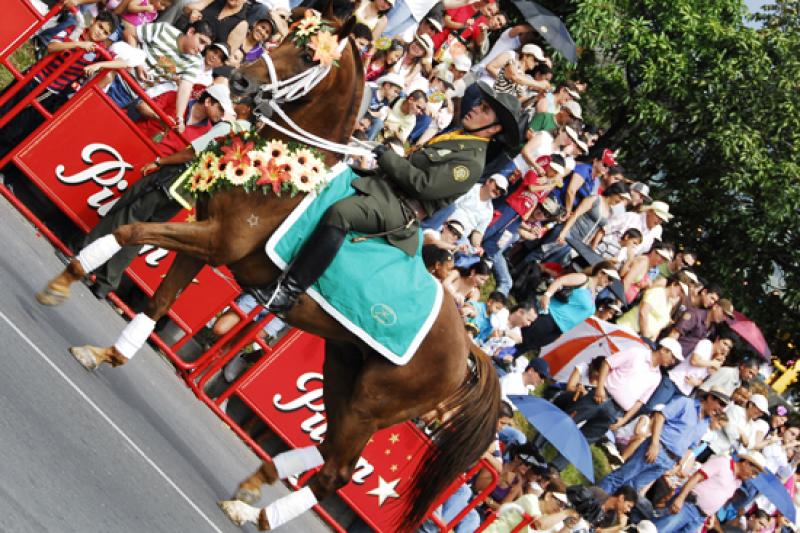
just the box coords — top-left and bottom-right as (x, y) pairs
(668, 332), (734, 397)
(451, 173), (508, 240)
(500, 358), (550, 405)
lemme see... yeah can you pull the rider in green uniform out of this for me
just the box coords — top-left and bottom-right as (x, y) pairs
(255, 81), (521, 317)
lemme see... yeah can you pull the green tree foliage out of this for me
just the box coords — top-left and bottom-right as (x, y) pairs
(563, 0), (800, 361)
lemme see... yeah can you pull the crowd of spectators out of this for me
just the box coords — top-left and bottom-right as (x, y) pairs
(2, 0), (798, 531)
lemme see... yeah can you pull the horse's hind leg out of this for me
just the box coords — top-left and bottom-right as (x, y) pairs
(69, 252), (204, 370)
(221, 342), (371, 530)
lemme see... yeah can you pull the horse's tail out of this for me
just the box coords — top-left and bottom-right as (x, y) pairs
(402, 343), (501, 531)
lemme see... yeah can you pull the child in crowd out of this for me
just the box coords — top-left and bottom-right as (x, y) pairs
(0, 11), (121, 159)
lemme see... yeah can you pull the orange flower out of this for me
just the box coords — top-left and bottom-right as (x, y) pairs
(220, 136), (255, 166)
(308, 30), (341, 66)
(256, 157), (291, 194)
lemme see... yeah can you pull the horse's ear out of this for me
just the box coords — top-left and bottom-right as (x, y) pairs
(321, 0), (336, 23)
(336, 15), (358, 39)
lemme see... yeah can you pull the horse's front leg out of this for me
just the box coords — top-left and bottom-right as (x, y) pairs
(37, 220), (219, 306)
(69, 252), (204, 370)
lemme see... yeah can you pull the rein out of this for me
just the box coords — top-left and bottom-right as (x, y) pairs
(254, 39), (373, 159)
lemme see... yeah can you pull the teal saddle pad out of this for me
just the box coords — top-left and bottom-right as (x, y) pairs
(265, 163), (443, 364)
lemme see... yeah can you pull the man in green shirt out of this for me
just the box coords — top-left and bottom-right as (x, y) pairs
(254, 82), (522, 318)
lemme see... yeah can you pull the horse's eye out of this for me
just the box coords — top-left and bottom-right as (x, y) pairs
(302, 51), (315, 63)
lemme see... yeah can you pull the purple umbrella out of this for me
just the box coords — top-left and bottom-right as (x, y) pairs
(728, 311), (771, 359)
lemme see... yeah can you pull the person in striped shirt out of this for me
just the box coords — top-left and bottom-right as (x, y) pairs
(122, 19), (213, 131)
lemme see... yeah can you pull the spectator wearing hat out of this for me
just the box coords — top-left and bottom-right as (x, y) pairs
(517, 262), (620, 354)
(600, 387), (728, 494)
(423, 217), (466, 252)
(551, 149), (613, 219)
(675, 295), (733, 356)
(484, 194), (562, 295)
(595, 297), (623, 322)
(629, 182), (651, 208)
(733, 393), (771, 453)
(484, 489), (578, 533)
(407, 70), (456, 147)
(451, 174), (508, 251)
(484, 43), (550, 98)
(393, 33), (434, 84)
(80, 87), (249, 298)
(617, 278), (688, 342)
(619, 241), (673, 303)
(364, 72), (405, 140)
(500, 358), (551, 402)
(597, 197), (670, 260)
(528, 97), (581, 135)
(570, 338), (683, 444)
(653, 453), (764, 533)
(663, 330), (735, 398)
(699, 357), (760, 397)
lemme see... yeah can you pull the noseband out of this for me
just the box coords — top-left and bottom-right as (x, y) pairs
(242, 39), (372, 158)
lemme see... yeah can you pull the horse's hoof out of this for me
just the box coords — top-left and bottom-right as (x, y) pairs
(218, 500), (260, 526)
(70, 345), (101, 369)
(234, 486), (261, 505)
(36, 286), (69, 306)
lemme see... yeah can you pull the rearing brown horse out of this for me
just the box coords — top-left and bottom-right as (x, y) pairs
(36, 8), (500, 531)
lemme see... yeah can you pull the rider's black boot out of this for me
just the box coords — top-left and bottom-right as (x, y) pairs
(253, 224), (347, 318)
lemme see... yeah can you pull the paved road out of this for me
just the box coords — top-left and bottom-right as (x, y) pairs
(0, 198), (330, 533)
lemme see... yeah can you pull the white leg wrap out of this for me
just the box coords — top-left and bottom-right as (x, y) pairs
(272, 446), (324, 480)
(76, 234), (122, 273)
(263, 486), (318, 529)
(113, 313), (156, 359)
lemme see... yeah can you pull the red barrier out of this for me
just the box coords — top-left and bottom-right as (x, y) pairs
(0, 0), (50, 59)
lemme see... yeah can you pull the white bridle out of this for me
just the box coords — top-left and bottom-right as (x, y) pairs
(254, 39), (373, 159)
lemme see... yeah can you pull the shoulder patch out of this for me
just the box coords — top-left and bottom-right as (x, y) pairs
(453, 165), (470, 182)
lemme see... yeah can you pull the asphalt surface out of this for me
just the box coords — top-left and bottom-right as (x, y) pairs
(0, 198), (331, 533)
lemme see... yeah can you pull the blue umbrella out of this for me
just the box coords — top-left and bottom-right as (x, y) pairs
(751, 470), (796, 522)
(510, 0), (578, 62)
(508, 395), (594, 482)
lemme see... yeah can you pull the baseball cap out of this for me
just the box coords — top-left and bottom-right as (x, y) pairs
(654, 248), (674, 261)
(750, 394), (769, 415)
(717, 298), (735, 318)
(659, 337), (684, 361)
(489, 173), (508, 193)
(600, 267), (621, 280)
(739, 451), (766, 472)
(565, 126), (588, 154)
(453, 55), (472, 72)
(424, 16), (443, 32)
(630, 182), (652, 201)
(205, 83), (235, 117)
(642, 200), (673, 221)
(520, 43), (546, 61)
(376, 72), (405, 89)
(537, 196), (561, 217)
(601, 148), (618, 167)
(526, 358), (551, 380)
(561, 100), (582, 120)
(207, 42), (230, 59)
(705, 386), (731, 406)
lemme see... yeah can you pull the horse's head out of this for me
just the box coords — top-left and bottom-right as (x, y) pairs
(231, 7), (360, 108)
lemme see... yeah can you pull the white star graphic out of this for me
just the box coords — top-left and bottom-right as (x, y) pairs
(247, 213), (259, 227)
(366, 476), (400, 506)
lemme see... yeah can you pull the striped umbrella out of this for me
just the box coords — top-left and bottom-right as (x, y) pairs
(541, 317), (647, 382)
